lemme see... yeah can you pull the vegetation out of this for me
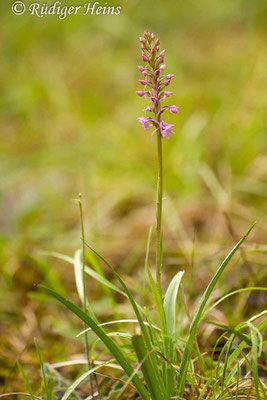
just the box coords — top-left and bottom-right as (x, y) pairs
(0, 1), (266, 399)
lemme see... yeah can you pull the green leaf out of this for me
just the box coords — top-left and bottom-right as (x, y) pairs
(164, 271), (184, 355)
(73, 249), (96, 320)
(35, 339), (53, 400)
(61, 359), (119, 400)
(38, 285), (150, 400)
(177, 223), (256, 398)
(46, 251), (126, 299)
(85, 243), (168, 400)
(207, 321), (267, 363)
(17, 362), (35, 400)
(163, 271), (184, 397)
(132, 335), (163, 400)
(203, 287), (267, 320)
(247, 322), (263, 400)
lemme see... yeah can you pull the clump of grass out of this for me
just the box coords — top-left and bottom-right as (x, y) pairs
(12, 31), (267, 400)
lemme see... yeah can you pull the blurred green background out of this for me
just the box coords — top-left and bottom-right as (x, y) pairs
(0, 0), (267, 392)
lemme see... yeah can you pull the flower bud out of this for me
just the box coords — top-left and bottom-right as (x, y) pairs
(137, 65), (145, 72)
(142, 52), (149, 62)
(136, 91), (146, 97)
(139, 80), (149, 85)
(158, 50), (166, 63)
(163, 79), (171, 86)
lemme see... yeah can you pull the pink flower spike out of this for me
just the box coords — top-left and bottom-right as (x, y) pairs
(165, 74), (174, 79)
(142, 106), (152, 112)
(150, 96), (158, 102)
(137, 65), (145, 72)
(137, 117), (150, 130)
(160, 64), (166, 71)
(169, 105), (179, 114)
(136, 91), (146, 97)
(163, 79), (171, 86)
(139, 79), (149, 85)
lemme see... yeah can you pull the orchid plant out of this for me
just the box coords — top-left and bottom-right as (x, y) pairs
(136, 31), (178, 296)
(20, 31), (264, 400)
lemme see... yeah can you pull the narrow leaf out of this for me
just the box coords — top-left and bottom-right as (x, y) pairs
(38, 285), (150, 400)
(177, 223), (256, 398)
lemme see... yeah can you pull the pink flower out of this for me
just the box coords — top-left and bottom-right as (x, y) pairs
(162, 91), (173, 100)
(143, 106), (152, 112)
(137, 65), (145, 72)
(142, 52), (149, 62)
(150, 96), (158, 102)
(142, 71), (148, 77)
(136, 91), (147, 98)
(158, 49), (166, 63)
(159, 121), (175, 139)
(165, 74), (174, 79)
(169, 105), (179, 114)
(139, 80), (149, 85)
(163, 79), (171, 86)
(160, 64), (166, 71)
(154, 69), (160, 76)
(137, 117), (150, 130)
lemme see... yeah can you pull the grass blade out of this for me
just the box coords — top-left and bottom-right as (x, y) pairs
(132, 335), (163, 400)
(74, 249), (96, 320)
(46, 251), (126, 298)
(247, 322), (264, 400)
(203, 287), (267, 320)
(61, 359), (121, 400)
(35, 339), (53, 400)
(177, 223), (256, 398)
(207, 320), (267, 363)
(38, 285), (150, 400)
(84, 242), (169, 399)
(17, 362), (35, 400)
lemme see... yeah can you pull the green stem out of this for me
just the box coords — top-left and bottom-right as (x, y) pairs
(156, 131), (163, 297)
(78, 194), (96, 399)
